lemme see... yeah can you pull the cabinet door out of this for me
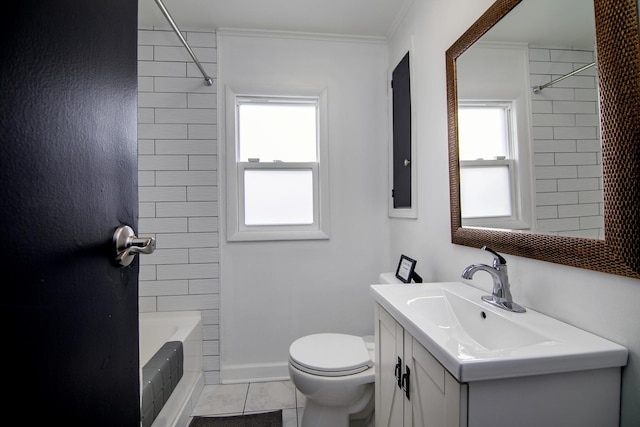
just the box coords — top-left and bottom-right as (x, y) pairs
(407, 336), (467, 427)
(376, 306), (404, 427)
(391, 51), (412, 209)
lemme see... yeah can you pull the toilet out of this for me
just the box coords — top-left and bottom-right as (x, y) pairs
(288, 333), (375, 427)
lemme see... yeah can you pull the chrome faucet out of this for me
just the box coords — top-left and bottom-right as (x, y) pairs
(461, 246), (526, 313)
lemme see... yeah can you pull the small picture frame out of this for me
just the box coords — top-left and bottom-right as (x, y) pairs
(395, 255), (417, 283)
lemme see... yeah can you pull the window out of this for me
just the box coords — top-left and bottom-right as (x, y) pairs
(225, 89), (330, 241)
(458, 102), (526, 228)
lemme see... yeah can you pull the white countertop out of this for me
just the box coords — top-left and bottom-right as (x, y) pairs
(370, 282), (628, 382)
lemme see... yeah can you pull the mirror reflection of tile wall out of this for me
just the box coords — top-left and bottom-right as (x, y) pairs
(529, 47), (604, 239)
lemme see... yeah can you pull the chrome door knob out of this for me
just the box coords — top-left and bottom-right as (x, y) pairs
(113, 225), (156, 267)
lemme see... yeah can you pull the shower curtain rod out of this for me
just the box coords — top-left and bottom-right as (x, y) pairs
(532, 62), (596, 94)
(153, 0), (213, 86)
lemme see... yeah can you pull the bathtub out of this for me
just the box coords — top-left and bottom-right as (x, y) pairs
(140, 311), (204, 427)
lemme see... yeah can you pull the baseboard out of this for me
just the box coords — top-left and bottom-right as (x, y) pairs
(220, 362), (290, 384)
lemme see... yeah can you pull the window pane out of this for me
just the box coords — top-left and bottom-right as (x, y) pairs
(239, 102), (317, 162)
(458, 106), (509, 161)
(460, 166), (512, 218)
(244, 169), (314, 225)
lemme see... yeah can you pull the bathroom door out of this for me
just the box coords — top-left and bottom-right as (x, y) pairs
(0, 0), (140, 424)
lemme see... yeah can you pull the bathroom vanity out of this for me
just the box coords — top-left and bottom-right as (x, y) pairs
(371, 282), (628, 427)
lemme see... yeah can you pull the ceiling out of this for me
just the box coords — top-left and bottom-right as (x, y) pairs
(482, 0), (596, 50)
(138, 0), (413, 38)
(138, 0), (597, 50)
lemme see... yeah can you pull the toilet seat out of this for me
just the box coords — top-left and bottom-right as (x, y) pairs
(289, 333), (373, 377)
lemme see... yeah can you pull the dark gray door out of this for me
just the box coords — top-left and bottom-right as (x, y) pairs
(1, 0), (140, 423)
(392, 52), (412, 209)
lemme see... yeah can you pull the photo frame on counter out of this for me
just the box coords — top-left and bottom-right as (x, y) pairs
(395, 255), (422, 283)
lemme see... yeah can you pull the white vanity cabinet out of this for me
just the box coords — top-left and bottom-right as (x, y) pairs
(375, 305), (467, 427)
(374, 301), (623, 427)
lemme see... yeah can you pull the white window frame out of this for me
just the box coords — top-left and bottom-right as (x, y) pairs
(224, 86), (330, 241)
(458, 101), (531, 230)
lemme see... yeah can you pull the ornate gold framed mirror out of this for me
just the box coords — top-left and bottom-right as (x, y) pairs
(446, 0), (640, 278)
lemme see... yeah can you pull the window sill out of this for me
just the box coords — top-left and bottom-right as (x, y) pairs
(227, 229), (330, 242)
(461, 219), (531, 231)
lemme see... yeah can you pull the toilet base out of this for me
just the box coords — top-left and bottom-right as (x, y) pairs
(349, 387), (375, 427)
(300, 385), (374, 427)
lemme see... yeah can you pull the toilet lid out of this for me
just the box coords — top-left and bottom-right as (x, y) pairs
(289, 333), (373, 377)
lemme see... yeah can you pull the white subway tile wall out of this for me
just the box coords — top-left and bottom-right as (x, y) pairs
(529, 47), (604, 239)
(138, 28), (220, 384)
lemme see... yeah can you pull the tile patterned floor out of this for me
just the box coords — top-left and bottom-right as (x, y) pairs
(188, 380), (305, 427)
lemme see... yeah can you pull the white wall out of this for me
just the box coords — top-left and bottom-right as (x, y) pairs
(218, 30), (390, 382)
(388, 0), (640, 426)
(137, 28), (221, 384)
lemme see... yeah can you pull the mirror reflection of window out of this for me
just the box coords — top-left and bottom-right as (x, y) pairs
(455, 43), (534, 232)
(458, 105), (509, 160)
(458, 103), (517, 222)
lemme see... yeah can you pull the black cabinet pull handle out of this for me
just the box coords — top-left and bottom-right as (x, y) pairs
(395, 357), (402, 388)
(402, 366), (411, 400)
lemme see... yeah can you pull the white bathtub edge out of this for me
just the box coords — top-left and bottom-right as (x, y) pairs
(159, 371), (204, 427)
(141, 310), (203, 427)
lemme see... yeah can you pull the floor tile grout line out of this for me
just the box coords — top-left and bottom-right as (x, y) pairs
(241, 382), (250, 414)
(190, 381), (303, 422)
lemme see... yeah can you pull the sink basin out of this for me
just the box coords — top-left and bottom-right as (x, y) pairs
(371, 282), (627, 381)
(408, 290), (548, 351)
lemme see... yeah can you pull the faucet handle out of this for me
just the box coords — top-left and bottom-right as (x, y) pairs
(481, 246), (506, 266)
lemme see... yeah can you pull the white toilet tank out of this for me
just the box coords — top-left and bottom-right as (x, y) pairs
(378, 272), (404, 284)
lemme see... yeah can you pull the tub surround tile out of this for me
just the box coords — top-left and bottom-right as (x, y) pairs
(188, 124), (218, 139)
(138, 155), (189, 171)
(154, 46), (216, 63)
(155, 108), (216, 124)
(188, 217), (219, 232)
(139, 217), (188, 233)
(157, 293), (219, 311)
(155, 201), (218, 217)
(139, 186), (187, 202)
(139, 279), (189, 297)
(187, 186), (218, 202)
(157, 263), (218, 281)
(138, 92), (188, 108)
(188, 93), (218, 109)
(187, 63), (218, 78)
(156, 171), (217, 186)
(138, 29), (183, 47)
(155, 232), (218, 249)
(155, 140), (217, 155)
(138, 60), (186, 77)
(153, 76), (215, 94)
(186, 32), (217, 48)
(188, 156), (218, 171)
